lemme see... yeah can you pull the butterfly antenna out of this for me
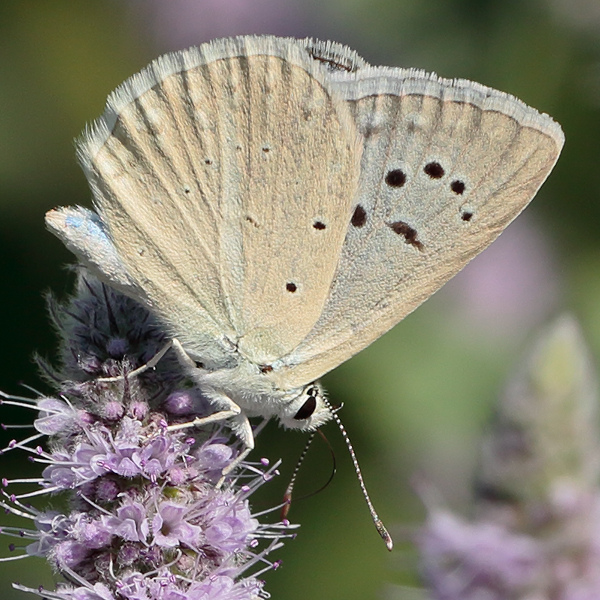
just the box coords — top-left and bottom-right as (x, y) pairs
(323, 398), (393, 551)
(282, 431), (316, 519)
(281, 429), (338, 520)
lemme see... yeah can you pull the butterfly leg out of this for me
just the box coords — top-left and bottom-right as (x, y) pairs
(168, 337), (197, 369)
(215, 417), (272, 484)
(168, 341), (257, 483)
(97, 339), (174, 382)
(168, 397), (254, 487)
(169, 338), (257, 449)
(166, 404), (243, 432)
(216, 446), (252, 488)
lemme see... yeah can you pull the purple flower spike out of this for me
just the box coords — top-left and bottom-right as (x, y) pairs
(203, 491), (259, 553)
(1, 275), (297, 600)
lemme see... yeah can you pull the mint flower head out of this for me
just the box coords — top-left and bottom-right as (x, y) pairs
(0, 274), (296, 600)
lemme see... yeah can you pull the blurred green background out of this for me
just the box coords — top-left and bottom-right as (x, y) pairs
(0, 0), (599, 598)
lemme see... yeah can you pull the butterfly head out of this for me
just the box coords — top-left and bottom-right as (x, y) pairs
(277, 381), (332, 431)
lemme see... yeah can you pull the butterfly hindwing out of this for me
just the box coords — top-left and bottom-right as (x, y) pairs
(272, 60), (564, 388)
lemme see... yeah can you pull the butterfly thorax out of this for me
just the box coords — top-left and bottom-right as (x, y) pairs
(189, 359), (332, 432)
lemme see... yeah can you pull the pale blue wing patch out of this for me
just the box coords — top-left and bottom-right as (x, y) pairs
(45, 206), (140, 296)
(46, 205), (241, 370)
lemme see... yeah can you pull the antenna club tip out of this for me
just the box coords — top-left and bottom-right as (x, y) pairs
(375, 520), (394, 551)
(280, 495), (292, 521)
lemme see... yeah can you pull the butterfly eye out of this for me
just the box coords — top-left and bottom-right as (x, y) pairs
(293, 395), (317, 420)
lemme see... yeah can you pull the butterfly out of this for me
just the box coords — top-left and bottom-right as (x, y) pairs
(46, 35), (563, 458)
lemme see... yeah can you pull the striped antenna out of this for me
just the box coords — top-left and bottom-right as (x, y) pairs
(323, 398), (393, 551)
(281, 429), (337, 520)
(281, 431), (316, 520)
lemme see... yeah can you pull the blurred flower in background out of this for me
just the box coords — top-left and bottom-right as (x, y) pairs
(128, 0), (310, 50)
(546, 0), (600, 34)
(414, 315), (600, 599)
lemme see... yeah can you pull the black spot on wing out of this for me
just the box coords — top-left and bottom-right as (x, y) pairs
(451, 180), (465, 194)
(385, 169), (406, 187)
(424, 162), (444, 179)
(306, 50), (358, 73)
(286, 282), (297, 293)
(313, 221), (326, 230)
(351, 205), (367, 227)
(387, 221), (424, 250)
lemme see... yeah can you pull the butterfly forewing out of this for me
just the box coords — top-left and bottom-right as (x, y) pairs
(79, 37), (361, 365)
(81, 49), (239, 357)
(224, 51), (361, 364)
